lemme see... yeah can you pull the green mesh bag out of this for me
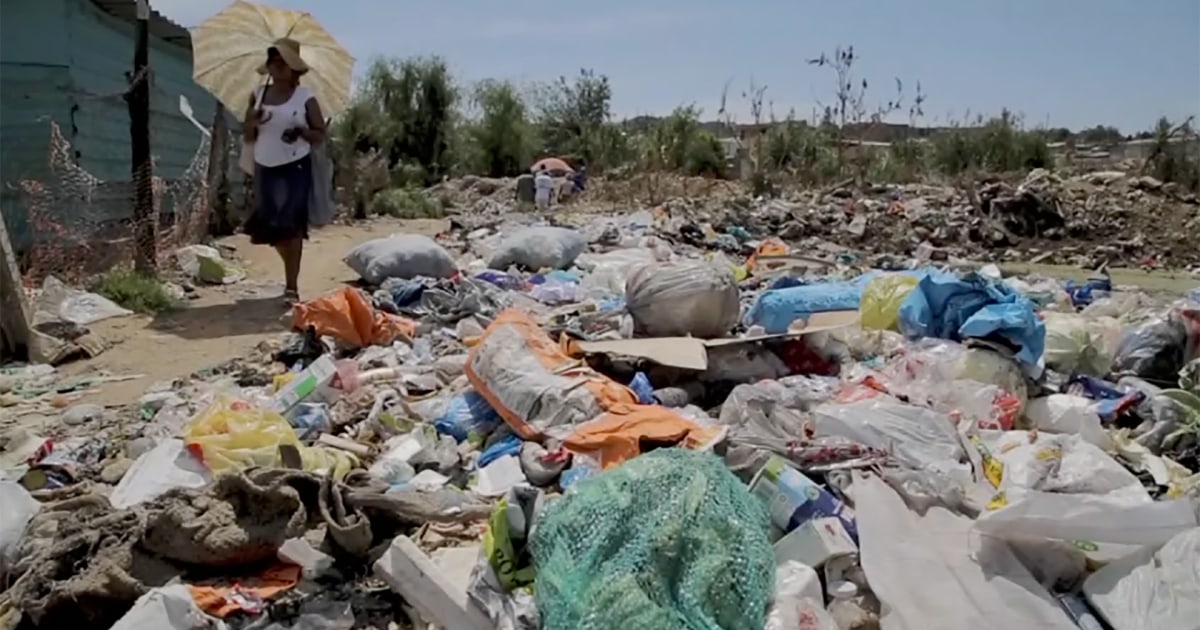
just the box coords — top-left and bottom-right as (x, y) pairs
(531, 448), (775, 630)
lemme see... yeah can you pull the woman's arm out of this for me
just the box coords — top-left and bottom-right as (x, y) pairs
(243, 94), (259, 141)
(300, 97), (326, 144)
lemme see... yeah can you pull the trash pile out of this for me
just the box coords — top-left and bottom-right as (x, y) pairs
(435, 168), (1200, 270)
(2, 208), (1199, 630)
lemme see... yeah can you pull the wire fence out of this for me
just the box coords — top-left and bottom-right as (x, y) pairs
(13, 120), (220, 285)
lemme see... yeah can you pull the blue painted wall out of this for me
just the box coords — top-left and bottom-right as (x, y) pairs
(0, 0), (224, 249)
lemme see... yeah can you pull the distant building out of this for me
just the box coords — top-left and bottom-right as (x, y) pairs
(0, 0), (225, 247)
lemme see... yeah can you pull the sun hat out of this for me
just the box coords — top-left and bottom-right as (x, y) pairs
(258, 37), (309, 75)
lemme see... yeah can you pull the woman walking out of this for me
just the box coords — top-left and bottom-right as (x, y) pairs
(243, 38), (326, 304)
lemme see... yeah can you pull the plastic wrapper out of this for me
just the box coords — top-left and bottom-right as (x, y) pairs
(624, 260), (740, 338)
(433, 390), (503, 446)
(981, 431), (1149, 507)
(860, 273), (919, 331)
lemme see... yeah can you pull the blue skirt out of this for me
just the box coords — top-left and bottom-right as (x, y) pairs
(245, 154), (311, 245)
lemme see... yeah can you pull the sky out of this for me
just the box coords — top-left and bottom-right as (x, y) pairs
(152, 0), (1200, 133)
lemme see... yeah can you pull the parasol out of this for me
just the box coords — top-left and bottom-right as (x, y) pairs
(191, 1), (354, 116)
(531, 157), (574, 174)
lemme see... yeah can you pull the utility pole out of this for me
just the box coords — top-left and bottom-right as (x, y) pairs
(127, 0), (156, 273)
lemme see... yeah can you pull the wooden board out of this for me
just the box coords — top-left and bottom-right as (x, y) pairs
(0, 212), (38, 362)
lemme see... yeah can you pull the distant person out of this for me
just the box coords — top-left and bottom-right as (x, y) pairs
(570, 165), (588, 195)
(534, 168), (554, 210)
(243, 38), (326, 305)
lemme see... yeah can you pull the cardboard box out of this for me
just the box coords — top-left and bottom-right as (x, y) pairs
(268, 355), (338, 414)
(774, 517), (858, 569)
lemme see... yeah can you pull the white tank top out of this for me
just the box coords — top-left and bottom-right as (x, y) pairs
(253, 85), (313, 167)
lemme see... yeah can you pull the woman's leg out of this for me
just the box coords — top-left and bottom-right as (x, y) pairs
(276, 237), (303, 295)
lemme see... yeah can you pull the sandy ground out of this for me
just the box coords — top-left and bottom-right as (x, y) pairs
(58, 218), (448, 407)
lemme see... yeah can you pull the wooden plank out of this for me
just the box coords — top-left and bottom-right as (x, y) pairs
(0, 210), (40, 362)
(374, 536), (492, 630)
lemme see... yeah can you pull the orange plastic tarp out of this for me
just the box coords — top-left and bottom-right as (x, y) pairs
(564, 405), (725, 469)
(466, 308), (639, 440)
(292, 287), (415, 347)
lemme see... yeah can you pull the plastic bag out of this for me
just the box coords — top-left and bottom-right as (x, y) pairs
(982, 431), (1149, 507)
(575, 248), (658, 298)
(765, 562), (836, 630)
(1111, 307), (1200, 385)
(308, 142), (336, 227)
(746, 280), (863, 335)
(1023, 394), (1111, 449)
(1083, 528), (1200, 630)
(433, 390), (503, 446)
(109, 438), (212, 509)
(854, 473), (1079, 630)
(466, 309), (638, 440)
(860, 274), (919, 332)
(624, 260), (740, 338)
(813, 397), (972, 484)
(183, 395), (356, 477)
(1042, 312), (1121, 376)
(0, 481), (39, 581)
(487, 227), (586, 270)
(343, 234), (458, 284)
(34, 275), (132, 326)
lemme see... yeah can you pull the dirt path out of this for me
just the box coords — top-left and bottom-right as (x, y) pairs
(59, 218), (448, 407)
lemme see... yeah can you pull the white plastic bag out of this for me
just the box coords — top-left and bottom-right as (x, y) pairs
(343, 234), (458, 284)
(984, 431), (1147, 504)
(813, 397), (972, 484)
(1083, 527), (1200, 630)
(766, 562), (836, 630)
(854, 473), (1078, 630)
(0, 481), (40, 580)
(1024, 394), (1111, 449)
(110, 584), (228, 630)
(308, 142), (336, 227)
(110, 439), (213, 509)
(625, 260), (740, 338)
(486, 226), (586, 270)
(34, 275), (132, 325)
(973, 491), (1197, 548)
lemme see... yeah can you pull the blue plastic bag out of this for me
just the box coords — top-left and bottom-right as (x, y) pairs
(745, 280), (863, 334)
(434, 391), (503, 445)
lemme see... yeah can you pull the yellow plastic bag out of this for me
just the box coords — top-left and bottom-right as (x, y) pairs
(860, 274), (919, 331)
(184, 395), (302, 472)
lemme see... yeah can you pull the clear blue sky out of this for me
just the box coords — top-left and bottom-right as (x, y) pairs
(155, 0), (1200, 132)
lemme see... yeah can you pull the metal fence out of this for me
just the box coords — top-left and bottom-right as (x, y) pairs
(10, 120), (243, 285)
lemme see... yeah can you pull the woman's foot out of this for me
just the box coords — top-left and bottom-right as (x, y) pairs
(283, 288), (300, 306)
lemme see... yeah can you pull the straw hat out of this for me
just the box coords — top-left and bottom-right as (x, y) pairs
(258, 37), (309, 75)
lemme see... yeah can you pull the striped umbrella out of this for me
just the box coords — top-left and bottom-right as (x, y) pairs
(191, 1), (354, 115)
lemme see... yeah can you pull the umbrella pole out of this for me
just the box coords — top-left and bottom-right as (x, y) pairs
(127, 0), (156, 274)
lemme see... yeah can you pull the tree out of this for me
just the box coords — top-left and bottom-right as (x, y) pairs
(468, 80), (535, 177)
(532, 69), (627, 169)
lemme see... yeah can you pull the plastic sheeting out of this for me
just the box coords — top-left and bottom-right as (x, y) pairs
(625, 260), (740, 338)
(1083, 527), (1200, 630)
(292, 288), (417, 348)
(854, 473), (1078, 630)
(898, 270), (1046, 369)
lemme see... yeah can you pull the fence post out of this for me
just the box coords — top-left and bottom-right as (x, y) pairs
(127, 0), (156, 273)
(206, 102), (230, 234)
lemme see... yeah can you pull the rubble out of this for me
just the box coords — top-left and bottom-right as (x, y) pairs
(1, 165), (1199, 630)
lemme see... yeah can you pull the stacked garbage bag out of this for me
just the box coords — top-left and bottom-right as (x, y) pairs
(2, 209), (1199, 630)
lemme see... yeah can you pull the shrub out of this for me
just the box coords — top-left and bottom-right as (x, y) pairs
(94, 269), (176, 314)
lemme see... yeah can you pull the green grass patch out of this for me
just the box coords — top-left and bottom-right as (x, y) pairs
(94, 269), (177, 314)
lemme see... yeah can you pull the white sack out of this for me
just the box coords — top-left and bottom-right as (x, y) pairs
(625, 260), (740, 338)
(487, 227), (586, 271)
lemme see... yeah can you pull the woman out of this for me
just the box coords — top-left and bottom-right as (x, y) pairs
(243, 38), (326, 304)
